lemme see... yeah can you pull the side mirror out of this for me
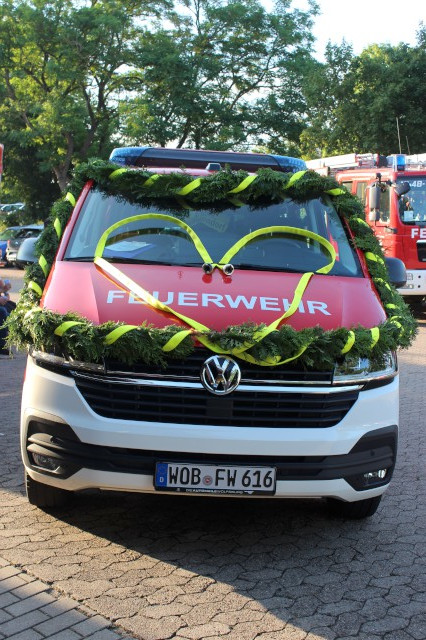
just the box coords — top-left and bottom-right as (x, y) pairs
(385, 257), (407, 289)
(394, 181), (411, 197)
(370, 184), (381, 210)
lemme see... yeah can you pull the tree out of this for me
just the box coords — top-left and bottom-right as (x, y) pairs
(299, 40), (356, 158)
(0, 0), (171, 192)
(300, 27), (426, 159)
(120, 0), (319, 151)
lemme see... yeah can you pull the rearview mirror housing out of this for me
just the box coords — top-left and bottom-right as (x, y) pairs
(385, 257), (407, 289)
(394, 182), (411, 197)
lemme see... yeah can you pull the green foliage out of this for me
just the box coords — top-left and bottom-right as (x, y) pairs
(6, 161), (417, 369)
(301, 33), (426, 158)
(0, 0), (172, 193)
(120, 0), (319, 151)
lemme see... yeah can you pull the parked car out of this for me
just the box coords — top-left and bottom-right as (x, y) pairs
(0, 226), (22, 267)
(0, 202), (25, 213)
(15, 235), (39, 268)
(5, 224), (43, 268)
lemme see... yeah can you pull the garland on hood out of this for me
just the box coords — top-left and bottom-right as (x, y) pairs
(5, 159), (417, 369)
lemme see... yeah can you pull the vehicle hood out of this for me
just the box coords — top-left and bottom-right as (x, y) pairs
(42, 262), (386, 331)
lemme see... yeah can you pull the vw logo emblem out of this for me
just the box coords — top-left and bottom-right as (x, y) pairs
(200, 355), (241, 395)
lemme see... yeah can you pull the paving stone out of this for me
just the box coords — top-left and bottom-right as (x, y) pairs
(71, 614), (114, 636)
(5, 591), (56, 617)
(44, 631), (81, 640)
(0, 609), (49, 637)
(361, 616), (408, 634)
(34, 608), (89, 637)
(5, 630), (44, 640)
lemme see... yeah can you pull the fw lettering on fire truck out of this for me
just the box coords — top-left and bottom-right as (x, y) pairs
(106, 289), (331, 315)
(411, 227), (426, 239)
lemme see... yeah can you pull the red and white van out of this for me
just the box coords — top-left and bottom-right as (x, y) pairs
(20, 147), (409, 518)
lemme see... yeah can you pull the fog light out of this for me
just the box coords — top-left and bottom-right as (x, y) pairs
(32, 452), (59, 471)
(363, 469), (387, 484)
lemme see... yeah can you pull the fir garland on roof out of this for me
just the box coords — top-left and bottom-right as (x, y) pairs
(5, 159), (417, 369)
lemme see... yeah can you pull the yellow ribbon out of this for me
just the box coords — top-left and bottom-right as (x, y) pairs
(143, 174), (160, 187)
(227, 175), (257, 194)
(95, 213), (214, 267)
(38, 255), (48, 277)
(326, 188), (346, 196)
(177, 178), (202, 196)
(109, 168), (127, 180)
(54, 218), (62, 238)
(28, 281), (43, 297)
(92, 213), (336, 365)
(370, 327), (380, 348)
(65, 192), (76, 207)
(389, 316), (403, 331)
(104, 324), (138, 345)
(365, 251), (385, 265)
(54, 321), (84, 336)
(284, 170), (306, 189)
(373, 277), (392, 291)
(341, 330), (355, 354)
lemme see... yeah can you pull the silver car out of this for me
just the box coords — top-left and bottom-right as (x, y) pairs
(6, 225), (43, 268)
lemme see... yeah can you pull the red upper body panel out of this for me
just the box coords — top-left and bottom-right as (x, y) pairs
(42, 261), (386, 331)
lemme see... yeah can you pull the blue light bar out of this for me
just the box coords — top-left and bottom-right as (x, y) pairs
(109, 147), (306, 173)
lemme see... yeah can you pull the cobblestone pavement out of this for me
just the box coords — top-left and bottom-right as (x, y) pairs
(0, 301), (424, 640)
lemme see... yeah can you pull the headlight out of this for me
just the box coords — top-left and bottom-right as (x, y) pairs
(333, 352), (397, 385)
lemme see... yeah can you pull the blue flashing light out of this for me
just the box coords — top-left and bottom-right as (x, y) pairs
(109, 147), (150, 166)
(387, 154), (406, 171)
(270, 155), (306, 173)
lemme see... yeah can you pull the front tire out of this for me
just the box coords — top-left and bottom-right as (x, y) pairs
(25, 471), (70, 508)
(326, 495), (382, 519)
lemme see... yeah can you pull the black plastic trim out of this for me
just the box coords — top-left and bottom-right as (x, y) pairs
(25, 419), (397, 491)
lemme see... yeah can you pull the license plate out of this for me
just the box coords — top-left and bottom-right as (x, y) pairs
(155, 462), (276, 495)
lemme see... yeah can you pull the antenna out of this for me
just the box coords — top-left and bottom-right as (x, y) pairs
(396, 117), (402, 154)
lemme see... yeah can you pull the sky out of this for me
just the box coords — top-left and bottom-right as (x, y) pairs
(265, 0), (425, 59)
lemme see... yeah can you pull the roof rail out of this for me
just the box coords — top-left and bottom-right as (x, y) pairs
(109, 146), (306, 173)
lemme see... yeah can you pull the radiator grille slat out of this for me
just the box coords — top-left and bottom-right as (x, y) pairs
(75, 376), (358, 428)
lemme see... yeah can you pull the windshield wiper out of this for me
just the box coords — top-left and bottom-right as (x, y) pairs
(235, 263), (304, 273)
(64, 257), (95, 262)
(105, 257), (178, 266)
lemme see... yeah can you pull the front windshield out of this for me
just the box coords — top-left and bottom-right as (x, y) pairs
(64, 190), (362, 277)
(397, 176), (426, 224)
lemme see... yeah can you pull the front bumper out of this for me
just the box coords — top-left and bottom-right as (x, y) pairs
(21, 356), (399, 503)
(398, 269), (426, 296)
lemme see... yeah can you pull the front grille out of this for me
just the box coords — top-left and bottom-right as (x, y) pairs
(74, 373), (358, 428)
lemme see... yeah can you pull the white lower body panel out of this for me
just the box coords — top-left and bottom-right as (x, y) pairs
(21, 357), (399, 503)
(398, 268), (426, 296)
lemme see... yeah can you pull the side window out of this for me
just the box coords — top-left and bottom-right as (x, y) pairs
(341, 181), (353, 193)
(356, 182), (367, 205)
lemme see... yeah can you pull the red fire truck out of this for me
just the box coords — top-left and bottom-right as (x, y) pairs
(306, 153), (426, 307)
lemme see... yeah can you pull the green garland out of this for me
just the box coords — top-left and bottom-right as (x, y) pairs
(6, 159), (417, 369)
